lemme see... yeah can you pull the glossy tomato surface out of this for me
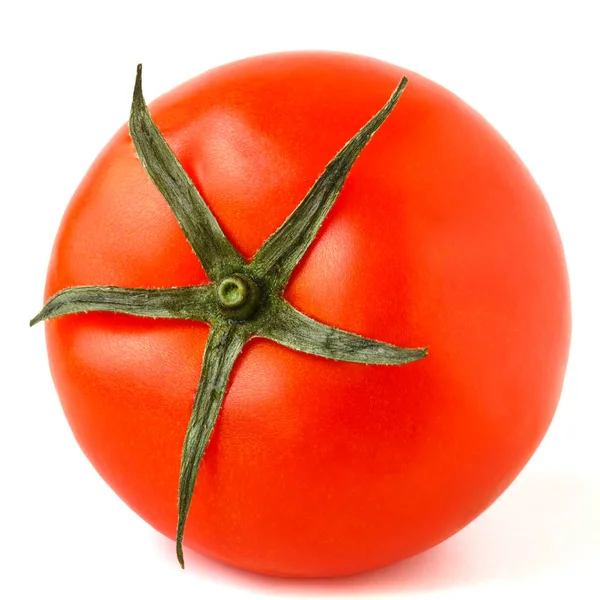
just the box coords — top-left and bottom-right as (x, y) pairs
(44, 52), (570, 577)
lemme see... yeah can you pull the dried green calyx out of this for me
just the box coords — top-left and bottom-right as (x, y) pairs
(31, 64), (427, 569)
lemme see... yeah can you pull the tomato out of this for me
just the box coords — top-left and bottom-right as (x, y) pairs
(41, 51), (570, 577)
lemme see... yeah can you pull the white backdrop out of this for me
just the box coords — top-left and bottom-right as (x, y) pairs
(2, 1), (598, 599)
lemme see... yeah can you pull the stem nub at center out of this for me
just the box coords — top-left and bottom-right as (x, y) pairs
(215, 273), (261, 320)
(217, 276), (248, 308)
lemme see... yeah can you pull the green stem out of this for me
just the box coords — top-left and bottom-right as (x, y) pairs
(215, 273), (262, 321)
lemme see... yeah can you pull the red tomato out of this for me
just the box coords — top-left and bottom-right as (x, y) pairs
(43, 51), (570, 577)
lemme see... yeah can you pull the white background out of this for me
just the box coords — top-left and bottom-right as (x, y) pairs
(2, 1), (599, 598)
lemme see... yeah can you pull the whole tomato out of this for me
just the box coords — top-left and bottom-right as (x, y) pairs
(35, 51), (570, 577)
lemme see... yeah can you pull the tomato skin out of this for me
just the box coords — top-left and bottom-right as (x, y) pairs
(44, 52), (570, 577)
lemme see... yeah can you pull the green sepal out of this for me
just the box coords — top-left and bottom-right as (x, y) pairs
(176, 324), (249, 568)
(249, 77), (408, 293)
(259, 299), (427, 365)
(30, 284), (217, 326)
(130, 65), (246, 282)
